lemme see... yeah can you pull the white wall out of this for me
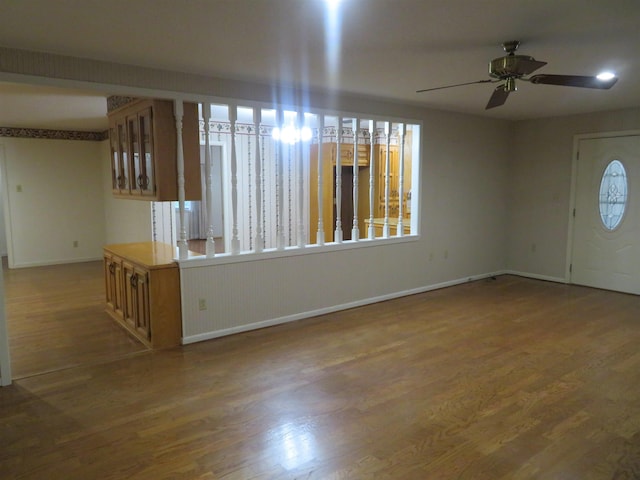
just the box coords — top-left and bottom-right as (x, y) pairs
(1, 137), (106, 267)
(181, 108), (512, 342)
(100, 140), (152, 245)
(507, 107), (640, 280)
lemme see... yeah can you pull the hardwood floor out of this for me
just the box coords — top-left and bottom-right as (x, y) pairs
(2, 275), (640, 478)
(3, 258), (149, 379)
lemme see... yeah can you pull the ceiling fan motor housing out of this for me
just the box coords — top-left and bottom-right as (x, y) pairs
(489, 55), (537, 79)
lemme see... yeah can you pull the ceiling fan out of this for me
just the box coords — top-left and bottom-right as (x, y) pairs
(416, 41), (618, 109)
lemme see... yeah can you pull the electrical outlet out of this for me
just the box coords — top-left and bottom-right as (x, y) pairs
(198, 298), (207, 311)
(444, 250), (449, 259)
(73, 240), (79, 248)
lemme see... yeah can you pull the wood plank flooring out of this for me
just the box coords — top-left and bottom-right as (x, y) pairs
(3, 258), (148, 379)
(2, 275), (640, 478)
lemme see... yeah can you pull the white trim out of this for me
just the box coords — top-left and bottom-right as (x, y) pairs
(0, 146), (12, 385)
(503, 270), (567, 284)
(0, 267), (10, 386)
(0, 148), (16, 268)
(178, 234), (421, 268)
(181, 270), (504, 345)
(9, 256), (103, 269)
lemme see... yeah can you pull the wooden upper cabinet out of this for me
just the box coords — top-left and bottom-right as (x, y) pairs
(330, 143), (370, 167)
(107, 98), (201, 201)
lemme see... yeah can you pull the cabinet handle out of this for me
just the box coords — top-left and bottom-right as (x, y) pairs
(109, 263), (115, 274)
(137, 174), (150, 190)
(117, 174), (127, 189)
(130, 275), (138, 289)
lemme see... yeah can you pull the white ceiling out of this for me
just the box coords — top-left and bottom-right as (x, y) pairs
(0, 0), (639, 131)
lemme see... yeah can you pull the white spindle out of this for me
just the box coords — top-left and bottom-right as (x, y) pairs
(253, 109), (264, 253)
(368, 120), (376, 240)
(203, 103), (216, 257)
(351, 118), (360, 241)
(174, 100), (188, 260)
(334, 117), (343, 243)
(397, 123), (406, 237)
(316, 116), (325, 245)
(276, 110), (285, 250)
(383, 121), (391, 238)
(229, 106), (240, 254)
(297, 111), (306, 248)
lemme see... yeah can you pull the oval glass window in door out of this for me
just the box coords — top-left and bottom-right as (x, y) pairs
(598, 159), (628, 230)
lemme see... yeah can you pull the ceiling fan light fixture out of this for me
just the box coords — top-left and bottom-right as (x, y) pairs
(596, 71), (616, 81)
(417, 41), (619, 108)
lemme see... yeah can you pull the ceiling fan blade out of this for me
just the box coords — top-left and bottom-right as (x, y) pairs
(485, 85), (509, 109)
(528, 74), (618, 89)
(512, 58), (547, 76)
(416, 79), (494, 93)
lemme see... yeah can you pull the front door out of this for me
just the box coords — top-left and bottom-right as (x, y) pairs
(571, 134), (640, 294)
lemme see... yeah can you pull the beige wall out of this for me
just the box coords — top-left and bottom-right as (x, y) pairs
(507, 107), (640, 279)
(0, 137), (106, 267)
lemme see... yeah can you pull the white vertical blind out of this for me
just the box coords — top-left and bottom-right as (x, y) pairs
(229, 106), (240, 254)
(276, 110), (286, 250)
(253, 108), (264, 253)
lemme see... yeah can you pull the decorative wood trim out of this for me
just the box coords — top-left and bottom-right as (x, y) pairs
(0, 126), (108, 141)
(106, 95), (137, 112)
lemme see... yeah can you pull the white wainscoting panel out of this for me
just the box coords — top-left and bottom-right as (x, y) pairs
(180, 242), (504, 344)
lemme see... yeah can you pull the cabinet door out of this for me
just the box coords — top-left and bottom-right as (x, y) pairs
(375, 145), (399, 217)
(133, 271), (151, 340)
(109, 126), (121, 194)
(129, 108), (155, 197)
(122, 262), (151, 341)
(137, 108), (155, 197)
(115, 120), (130, 193)
(127, 113), (141, 196)
(123, 262), (136, 329)
(104, 254), (123, 319)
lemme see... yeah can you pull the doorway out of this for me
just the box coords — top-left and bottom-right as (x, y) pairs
(571, 133), (640, 294)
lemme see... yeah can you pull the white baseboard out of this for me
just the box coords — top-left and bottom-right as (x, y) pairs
(9, 256), (103, 269)
(182, 270), (507, 345)
(503, 270), (567, 284)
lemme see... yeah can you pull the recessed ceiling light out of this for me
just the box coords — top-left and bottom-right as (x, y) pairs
(597, 71), (616, 81)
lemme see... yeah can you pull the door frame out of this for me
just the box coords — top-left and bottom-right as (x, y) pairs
(0, 146), (12, 385)
(566, 129), (640, 284)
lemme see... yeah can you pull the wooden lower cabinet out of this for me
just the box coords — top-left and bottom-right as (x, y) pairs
(103, 242), (182, 349)
(104, 253), (124, 319)
(122, 261), (151, 342)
